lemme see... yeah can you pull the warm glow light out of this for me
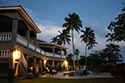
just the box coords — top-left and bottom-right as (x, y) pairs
(44, 60), (47, 63)
(44, 60), (47, 67)
(64, 60), (68, 65)
(13, 50), (21, 60)
(64, 60), (68, 71)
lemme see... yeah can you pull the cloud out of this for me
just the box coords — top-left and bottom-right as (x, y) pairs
(37, 24), (62, 41)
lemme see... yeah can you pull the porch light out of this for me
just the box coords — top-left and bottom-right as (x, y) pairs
(64, 60), (68, 65)
(44, 60), (47, 67)
(13, 50), (21, 60)
(64, 60), (68, 70)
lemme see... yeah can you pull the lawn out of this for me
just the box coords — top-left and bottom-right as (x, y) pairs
(16, 78), (121, 83)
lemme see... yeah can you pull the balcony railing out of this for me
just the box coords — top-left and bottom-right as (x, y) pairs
(16, 35), (28, 47)
(62, 55), (66, 58)
(0, 50), (10, 57)
(29, 43), (35, 50)
(0, 33), (66, 59)
(0, 32), (12, 41)
(45, 52), (53, 57)
(55, 54), (61, 58)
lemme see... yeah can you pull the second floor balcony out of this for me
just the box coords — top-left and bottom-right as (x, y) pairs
(0, 32), (67, 59)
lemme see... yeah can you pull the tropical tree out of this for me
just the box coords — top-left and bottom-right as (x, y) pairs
(87, 37), (97, 53)
(51, 37), (59, 44)
(106, 6), (125, 42)
(62, 13), (83, 70)
(80, 27), (96, 68)
(75, 48), (80, 70)
(51, 29), (71, 46)
(101, 43), (122, 65)
(57, 29), (71, 46)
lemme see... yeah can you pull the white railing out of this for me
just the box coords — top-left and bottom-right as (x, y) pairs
(45, 52), (53, 57)
(36, 47), (41, 53)
(29, 43), (35, 50)
(0, 32), (12, 41)
(62, 55), (66, 58)
(55, 54), (61, 58)
(16, 35), (28, 47)
(40, 50), (44, 55)
(0, 50), (10, 57)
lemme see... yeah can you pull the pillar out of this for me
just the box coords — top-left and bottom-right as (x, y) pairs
(38, 59), (42, 73)
(8, 50), (15, 83)
(33, 57), (36, 74)
(11, 19), (18, 47)
(26, 31), (30, 48)
(26, 55), (29, 77)
(53, 46), (55, 57)
(60, 48), (62, 58)
(8, 18), (18, 83)
(52, 60), (55, 69)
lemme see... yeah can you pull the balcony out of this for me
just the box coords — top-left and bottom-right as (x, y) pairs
(0, 33), (66, 59)
(0, 50), (10, 57)
(16, 34), (66, 58)
(0, 32), (12, 41)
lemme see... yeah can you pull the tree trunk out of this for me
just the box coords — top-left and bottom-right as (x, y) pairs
(85, 44), (87, 69)
(71, 29), (76, 71)
(76, 55), (80, 71)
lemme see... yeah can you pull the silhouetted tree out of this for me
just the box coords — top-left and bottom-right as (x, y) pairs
(80, 27), (96, 68)
(106, 6), (125, 42)
(62, 13), (83, 70)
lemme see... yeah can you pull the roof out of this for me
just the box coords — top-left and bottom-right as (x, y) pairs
(37, 39), (68, 50)
(0, 5), (41, 33)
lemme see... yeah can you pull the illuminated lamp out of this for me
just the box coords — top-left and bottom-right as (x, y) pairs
(13, 50), (21, 61)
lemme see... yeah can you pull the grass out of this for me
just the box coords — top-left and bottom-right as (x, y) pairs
(16, 78), (121, 83)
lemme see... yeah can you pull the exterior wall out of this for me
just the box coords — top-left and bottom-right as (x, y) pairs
(0, 11), (37, 34)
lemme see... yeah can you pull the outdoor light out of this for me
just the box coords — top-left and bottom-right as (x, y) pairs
(64, 60), (68, 71)
(44, 60), (47, 67)
(64, 60), (68, 65)
(13, 50), (21, 61)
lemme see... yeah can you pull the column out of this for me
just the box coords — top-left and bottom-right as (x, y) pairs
(26, 31), (30, 48)
(60, 48), (62, 58)
(52, 60), (55, 69)
(53, 46), (55, 57)
(33, 57), (36, 74)
(26, 55), (29, 77)
(38, 59), (42, 73)
(11, 19), (18, 47)
(8, 50), (15, 82)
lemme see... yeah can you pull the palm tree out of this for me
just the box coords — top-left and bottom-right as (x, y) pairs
(75, 49), (80, 71)
(62, 13), (82, 71)
(80, 27), (96, 68)
(57, 29), (71, 46)
(51, 29), (71, 46)
(87, 37), (97, 53)
(51, 37), (58, 44)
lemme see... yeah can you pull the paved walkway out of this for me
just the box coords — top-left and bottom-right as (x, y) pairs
(40, 71), (114, 79)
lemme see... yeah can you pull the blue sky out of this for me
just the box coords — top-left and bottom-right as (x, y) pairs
(0, 0), (125, 62)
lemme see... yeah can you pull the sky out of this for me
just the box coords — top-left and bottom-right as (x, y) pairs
(0, 0), (125, 62)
